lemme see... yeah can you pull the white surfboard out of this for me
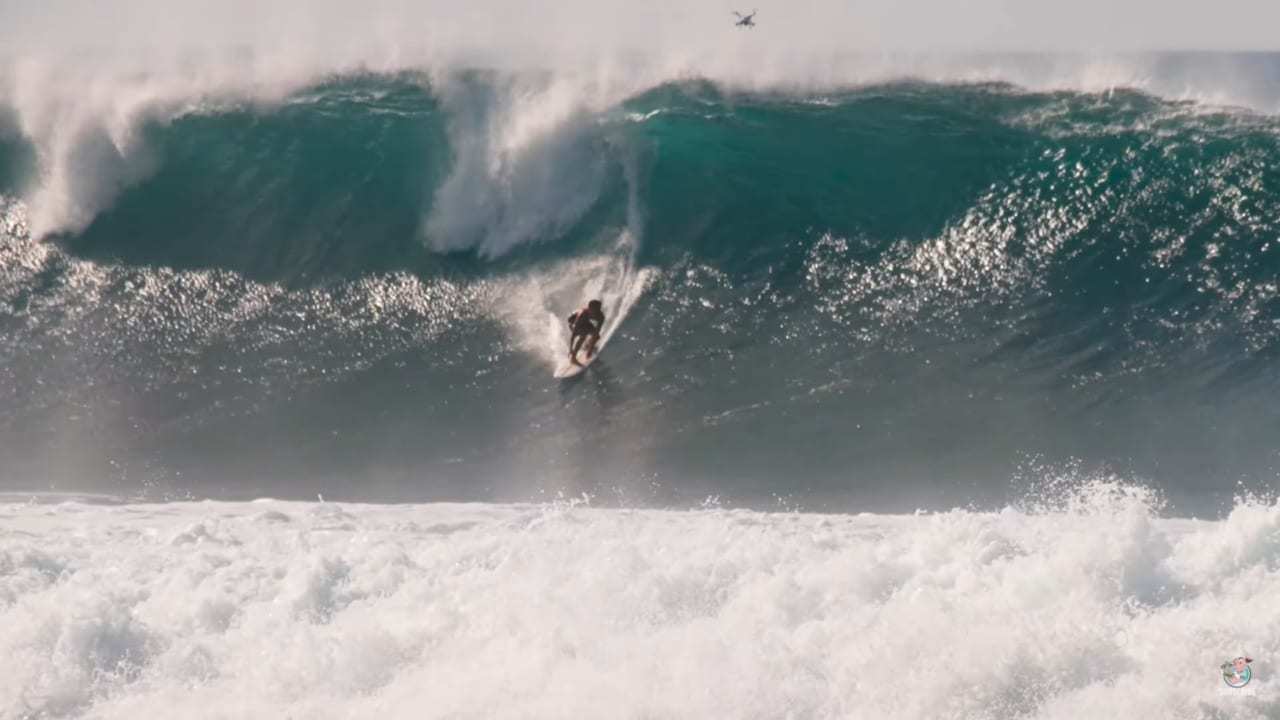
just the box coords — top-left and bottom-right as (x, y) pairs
(554, 350), (600, 379)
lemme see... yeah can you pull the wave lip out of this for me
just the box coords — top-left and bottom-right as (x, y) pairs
(6, 52), (1280, 240)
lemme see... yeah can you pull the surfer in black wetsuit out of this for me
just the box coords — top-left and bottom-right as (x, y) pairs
(567, 299), (605, 365)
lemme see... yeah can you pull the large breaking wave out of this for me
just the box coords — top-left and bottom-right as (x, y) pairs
(1, 63), (1279, 513)
(2, 25), (1280, 717)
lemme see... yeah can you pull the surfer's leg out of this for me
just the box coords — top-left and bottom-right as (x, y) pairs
(569, 334), (585, 364)
(585, 334), (599, 357)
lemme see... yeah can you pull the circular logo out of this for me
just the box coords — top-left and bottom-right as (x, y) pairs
(1221, 657), (1254, 688)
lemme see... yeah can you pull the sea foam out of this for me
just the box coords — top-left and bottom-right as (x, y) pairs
(1, 485), (1276, 718)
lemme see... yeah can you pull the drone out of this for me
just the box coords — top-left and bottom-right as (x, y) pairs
(733, 10), (757, 28)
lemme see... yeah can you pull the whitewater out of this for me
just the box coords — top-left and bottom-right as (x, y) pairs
(2, 487), (1278, 719)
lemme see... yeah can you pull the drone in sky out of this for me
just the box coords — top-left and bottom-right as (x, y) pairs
(733, 10), (757, 28)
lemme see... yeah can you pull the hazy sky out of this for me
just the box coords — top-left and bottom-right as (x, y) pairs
(2, 0), (1279, 57)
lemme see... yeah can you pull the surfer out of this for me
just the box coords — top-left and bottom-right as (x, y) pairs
(567, 299), (605, 366)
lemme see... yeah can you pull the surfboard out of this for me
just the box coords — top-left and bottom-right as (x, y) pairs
(554, 348), (600, 379)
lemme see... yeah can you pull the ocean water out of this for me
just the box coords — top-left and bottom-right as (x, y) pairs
(1, 43), (1279, 717)
(3, 70), (1278, 511)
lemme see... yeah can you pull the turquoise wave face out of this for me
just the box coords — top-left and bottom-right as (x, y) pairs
(61, 78), (452, 280)
(1, 75), (1277, 510)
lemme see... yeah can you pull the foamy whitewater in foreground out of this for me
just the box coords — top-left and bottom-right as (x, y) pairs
(2, 486), (1277, 719)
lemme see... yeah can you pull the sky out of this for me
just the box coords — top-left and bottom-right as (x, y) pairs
(1, 0), (1279, 59)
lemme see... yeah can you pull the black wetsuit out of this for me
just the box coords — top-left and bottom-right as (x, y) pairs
(570, 307), (604, 338)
